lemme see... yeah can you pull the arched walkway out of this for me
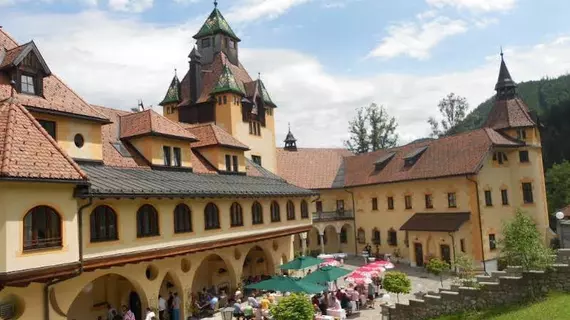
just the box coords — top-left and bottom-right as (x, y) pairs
(307, 227), (320, 255)
(293, 233), (302, 255)
(159, 271), (183, 320)
(324, 225), (339, 254)
(67, 273), (147, 320)
(340, 223), (354, 253)
(191, 254), (236, 300)
(242, 246), (275, 278)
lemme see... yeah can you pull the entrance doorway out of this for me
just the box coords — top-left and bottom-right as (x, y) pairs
(414, 243), (424, 267)
(129, 291), (142, 320)
(440, 244), (451, 265)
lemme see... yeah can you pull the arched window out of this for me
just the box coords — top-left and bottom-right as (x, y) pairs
(357, 228), (365, 244)
(23, 206), (62, 251)
(286, 200), (296, 220)
(252, 202), (263, 225)
(373, 228), (381, 245)
(270, 201), (280, 222)
(174, 204), (192, 233)
(301, 200), (309, 219)
(137, 204), (159, 238)
(388, 228), (398, 246)
(90, 205), (118, 242)
(230, 202), (243, 227)
(204, 203), (220, 230)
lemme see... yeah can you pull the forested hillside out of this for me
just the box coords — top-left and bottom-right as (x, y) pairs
(452, 74), (570, 170)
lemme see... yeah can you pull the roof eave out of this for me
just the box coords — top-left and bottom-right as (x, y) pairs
(121, 132), (198, 143)
(25, 106), (112, 124)
(0, 176), (89, 185)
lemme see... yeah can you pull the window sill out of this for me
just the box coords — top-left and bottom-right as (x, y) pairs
(448, 206), (457, 209)
(22, 245), (63, 254)
(252, 222), (264, 225)
(271, 220), (281, 223)
(231, 224), (244, 228)
(137, 234), (160, 239)
(90, 238), (119, 243)
(174, 230), (193, 235)
(205, 226), (221, 231)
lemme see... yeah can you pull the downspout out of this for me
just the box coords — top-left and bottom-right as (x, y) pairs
(448, 232), (457, 273)
(344, 189), (358, 256)
(466, 175), (487, 275)
(44, 196), (92, 320)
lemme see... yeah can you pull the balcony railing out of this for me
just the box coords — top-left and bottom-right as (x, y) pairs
(312, 210), (354, 222)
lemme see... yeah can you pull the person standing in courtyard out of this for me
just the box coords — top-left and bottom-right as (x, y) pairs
(107, 303), (117, 320)
(158, 295), (166, 320)
(171, 292), (181, 320)
(122, 305), (136, 320)
(144, 308), (156, 320)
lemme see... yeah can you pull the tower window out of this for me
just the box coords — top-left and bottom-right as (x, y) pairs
(229, 39), (236, 49)
(448, 192), (457, 208)
(516, 129), (526, 140)
(201, 38), (211, 48)
(21, 74), (36, 94)
(223, 95), (227, 104)
(173, 147), (181, 167)
(249, 121), (261, 136)
(519, 150), (529, 163)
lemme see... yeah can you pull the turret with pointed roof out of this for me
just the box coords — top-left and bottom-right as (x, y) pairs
(484, 52), (536, 131)
(193, 2), (240, 65)
(193, 5), (240, 41)
(159, 72), (181, 106)
(284, 124), (297, 151)
(211, 65), (244, 95)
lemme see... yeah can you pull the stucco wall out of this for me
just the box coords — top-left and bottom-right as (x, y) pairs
(130, 136), (193, 168)
(0, 182), (79, 273)
(81, 197), (311, 259)
(30, 112), (103, 161)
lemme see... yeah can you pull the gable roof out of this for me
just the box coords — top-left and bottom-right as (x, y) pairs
(0, 29), (109, 123)
(185, 123), (249, 150)
(0, 97), (86, 181)
(119, 109), (197, 142)
(0, 41), (51, 75)
(193, 7), (240, 41)
(484, 97), (536, 130)
(276, 148), (353, 189)
(211, 64), (244, 95)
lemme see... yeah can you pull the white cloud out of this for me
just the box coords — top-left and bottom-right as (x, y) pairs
(3, 10), (570, 147)
(225, 0), (311, 23)
(369, 16), (468, 60)
(108, 0), (153, 12)
(426, 0), (517, 12)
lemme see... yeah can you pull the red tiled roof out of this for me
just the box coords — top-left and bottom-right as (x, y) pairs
(0, 97), (86, 181)
(178, 52), (253, 106)
(0, 29), (109, 122)
(119, 109), (197, 141)
(484, 97), (535, 130)
(0, 45), (26, 69)
(276, 148), (353, 189)
(483, 128), (523, 146)
(186, 123), (249, 150)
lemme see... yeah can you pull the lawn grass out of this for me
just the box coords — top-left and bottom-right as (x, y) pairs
(433, 292), (570, 320)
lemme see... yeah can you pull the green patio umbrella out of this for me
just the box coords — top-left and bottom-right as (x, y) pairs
(303, 266), (352, 285)
(279, 256), (323, 270)
(245, 276), (326, 294)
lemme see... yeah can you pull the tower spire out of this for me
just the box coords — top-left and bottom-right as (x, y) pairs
(495, 50), (517, 100)
(284, 123), (297, 151)
(214, 0), (218, 8)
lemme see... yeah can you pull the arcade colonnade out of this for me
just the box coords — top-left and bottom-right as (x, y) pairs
(294, 222), (355, 256)
(0, 236), (295, 320)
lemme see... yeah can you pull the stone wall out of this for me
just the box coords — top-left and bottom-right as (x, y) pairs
(381, 249), (570, 320)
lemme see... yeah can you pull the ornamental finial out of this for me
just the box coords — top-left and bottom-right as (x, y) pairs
(214, 0), (218, 8)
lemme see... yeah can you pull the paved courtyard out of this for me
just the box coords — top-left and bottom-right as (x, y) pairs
(208, 256), (454, 319)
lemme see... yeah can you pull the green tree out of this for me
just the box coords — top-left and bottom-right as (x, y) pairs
(345, 103), (399, 154)
(368, 103), (399, 150)
(546, 160), (570, 214)
(271, 293), (314, 320)
(500, 209), (555, 271)
(426, 258), (450, 287)
(345, 106), (369, 154)
(428, 93), (469, 138)
(383, 271), (411, 302)
(453, 253), (476, 286)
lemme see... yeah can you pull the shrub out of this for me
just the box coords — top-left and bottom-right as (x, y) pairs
(383, 271), (411, 302)
(426, 258), (450, 287)
(500, 209), (555, 271)
(271, 293), (314, 320)
(454, 253), (476, 285)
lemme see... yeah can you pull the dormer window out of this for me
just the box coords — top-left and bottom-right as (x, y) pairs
(516, 129), (526, 140)
(21, 74), (36, 94)
(202, 38), (211, 48)
(404, 146), (428, 167)
(374, 152), (395, 171)
(229, 39), (236, 49)
(163, 146), (172, 166)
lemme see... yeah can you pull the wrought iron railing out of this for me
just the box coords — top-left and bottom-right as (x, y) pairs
(312, 210), (354, 222)
(23, 237), (62, 251)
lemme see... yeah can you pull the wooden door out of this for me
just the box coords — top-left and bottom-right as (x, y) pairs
(414, 243), (424, 267)
(440, 244), (451, 265)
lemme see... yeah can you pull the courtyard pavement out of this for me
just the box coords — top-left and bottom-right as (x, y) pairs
(206, 256), (454, 319)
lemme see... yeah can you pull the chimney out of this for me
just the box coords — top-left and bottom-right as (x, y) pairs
(189, 47), (202, 105)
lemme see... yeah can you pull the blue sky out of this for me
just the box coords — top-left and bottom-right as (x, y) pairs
(2, 0), (570, 146)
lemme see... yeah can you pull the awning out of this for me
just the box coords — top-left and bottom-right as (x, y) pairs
(400, 212), (470, 232)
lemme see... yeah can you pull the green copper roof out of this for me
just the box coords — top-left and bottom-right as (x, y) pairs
(159, 75), (181, 106)
(259, 80), (275, 106)
(211, 65), (245, 95)
(193, 8), (240, 41)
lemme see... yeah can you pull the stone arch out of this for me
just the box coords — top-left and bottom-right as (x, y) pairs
(293, 233), (303, 255)
(158, 270), (184, 319)
(307, 227), (321, 254)
(241, 245), (275, 281)
(191, 253), (237, 298)
(67, 273), (149, 320)
(340, 223), (354, 253)
(324, 225), (339, 254)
